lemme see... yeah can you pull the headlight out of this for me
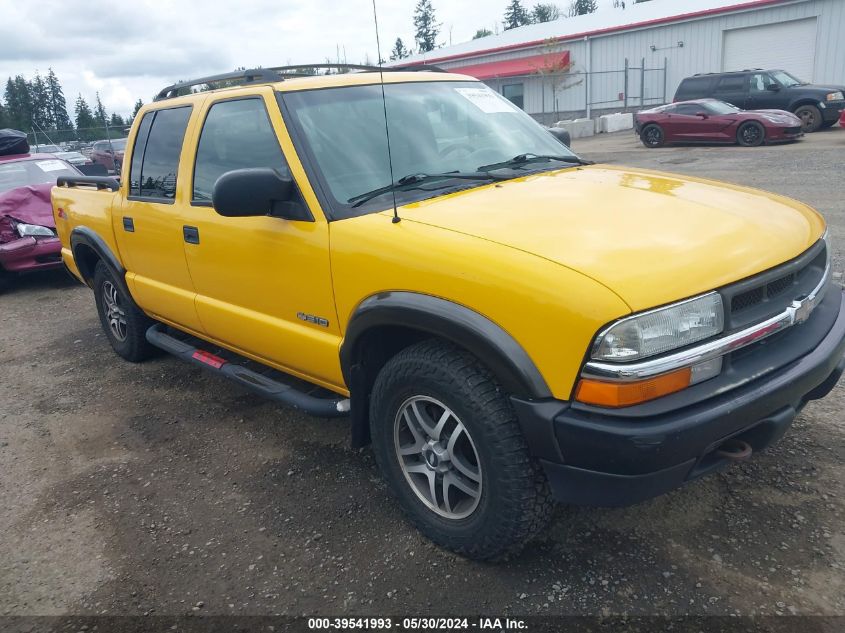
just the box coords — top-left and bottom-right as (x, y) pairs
(591, 293), (724, 362)
(15, 222), (55, 238)
(826, 92), (844, 101)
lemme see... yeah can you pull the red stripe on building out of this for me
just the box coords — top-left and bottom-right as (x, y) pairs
(452, 51), (571, 79)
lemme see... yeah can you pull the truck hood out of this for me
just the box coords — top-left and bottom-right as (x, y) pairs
(393, 165), (825, 311)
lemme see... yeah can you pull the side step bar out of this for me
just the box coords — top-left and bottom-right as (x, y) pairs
(146, 324), (350, 418)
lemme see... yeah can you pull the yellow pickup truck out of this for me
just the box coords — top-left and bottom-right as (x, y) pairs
(52, 66), (844, 560)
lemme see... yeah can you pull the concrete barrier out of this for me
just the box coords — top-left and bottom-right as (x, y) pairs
(598, 112), (634, 133)
(553, 118), (595, 139)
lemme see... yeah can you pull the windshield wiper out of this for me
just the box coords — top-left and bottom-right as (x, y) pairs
(348, 172), (503, 208)
(478, 153), (593, 172)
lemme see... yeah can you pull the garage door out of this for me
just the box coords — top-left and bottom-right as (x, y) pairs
(722, 18), (817, 81)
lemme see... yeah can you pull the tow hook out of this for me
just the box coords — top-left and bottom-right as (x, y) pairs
(715, 438), (753, 462)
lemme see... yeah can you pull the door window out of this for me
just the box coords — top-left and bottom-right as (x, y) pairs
(502, 84), (524, 109)
(673, 104), (704, 116)
(128, 106), (191, 202)
(749, 72), (778, 93)
(192, 98), (289, 203)
(714, 75), (745, 93)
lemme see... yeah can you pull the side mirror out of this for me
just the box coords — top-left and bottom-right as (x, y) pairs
(547, 127), (571, 147)
(212, 168), (311, 220)
(766, 84), (781, 92)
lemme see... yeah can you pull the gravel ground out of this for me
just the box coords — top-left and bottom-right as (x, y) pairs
(0, 128), (843, 623)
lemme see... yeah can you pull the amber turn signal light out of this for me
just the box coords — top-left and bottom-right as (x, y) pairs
(575, 367), (693, 408)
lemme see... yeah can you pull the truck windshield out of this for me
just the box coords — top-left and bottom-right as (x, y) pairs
(280, 81), (578, 217)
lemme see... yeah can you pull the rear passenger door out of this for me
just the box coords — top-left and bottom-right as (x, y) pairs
(179, 90), (344, 391)
(712, 74), (749, 109)
(115, 104), (204, 332)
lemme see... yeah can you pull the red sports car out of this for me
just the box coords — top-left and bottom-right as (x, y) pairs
(635, 99), (803, 148)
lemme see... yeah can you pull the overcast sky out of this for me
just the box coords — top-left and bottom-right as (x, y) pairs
(0, 0), (619, 118)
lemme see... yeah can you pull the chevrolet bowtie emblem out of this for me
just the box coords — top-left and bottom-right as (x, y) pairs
(789, 297), (815, 325)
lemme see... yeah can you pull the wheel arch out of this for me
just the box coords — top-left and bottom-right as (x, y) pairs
(340, 292), (552, 447)
(70, 227), (132, 299)
(790, 98), (822, 112)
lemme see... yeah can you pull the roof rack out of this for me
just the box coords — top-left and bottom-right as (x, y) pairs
(154, 63), (446, 101)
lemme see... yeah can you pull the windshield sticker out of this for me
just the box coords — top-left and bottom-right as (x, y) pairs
(454, 87), (515, 114)
(35, 160), (67, 172)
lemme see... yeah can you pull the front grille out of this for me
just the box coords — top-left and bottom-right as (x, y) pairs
(767, 273), (795, 298)
(784, 126), (802, 135)
(722, 240), (827, 331)
(731, 286), (764, 313)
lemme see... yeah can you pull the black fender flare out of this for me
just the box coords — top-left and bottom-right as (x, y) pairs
(70, 226), (131, 299)
(789, 98), (823, 112)
(340, 292), (552, 399)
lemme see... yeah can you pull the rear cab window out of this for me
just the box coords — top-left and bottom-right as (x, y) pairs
(128, 106), (192, 203)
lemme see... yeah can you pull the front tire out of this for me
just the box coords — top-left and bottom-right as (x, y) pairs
(737, 121), (765, 147)
(93, 261), (157, 362)
(640, 124), (665, 148)
(369, 340), (553, 560)
(794, 104), (823, 133)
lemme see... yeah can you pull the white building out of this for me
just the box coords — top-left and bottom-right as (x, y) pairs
(396, 0), (845, 123)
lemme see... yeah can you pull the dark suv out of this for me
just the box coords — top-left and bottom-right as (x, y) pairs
(674, 69), (845, 132)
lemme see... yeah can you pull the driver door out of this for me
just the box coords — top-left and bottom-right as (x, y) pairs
(662, 104), (715, 141)
(178, 90), (344, 391)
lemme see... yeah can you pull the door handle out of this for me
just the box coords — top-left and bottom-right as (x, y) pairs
(183, 225), (200, 244)
(122, 217), (134, 232)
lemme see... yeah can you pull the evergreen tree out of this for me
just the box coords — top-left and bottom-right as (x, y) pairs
(473, 28), (494, 39)
(504, 0), (532, 30)
(4, 76), (33, 132)
(29, 73), (51, 130)
(46, 68), (73, 137)
(0, 99), (8, 129)
(568, 0), (597, 16)
(413, 0), (440, 53)
(93, 92), (108, 125)
(127, 99), (144, 126)
(109, 113), (125, 127)
(75, 94), (97, 141)
(389, 37), (410, 61)
(532, 3), (560, 22)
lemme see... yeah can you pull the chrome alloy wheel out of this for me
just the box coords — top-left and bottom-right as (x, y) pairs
(102, 280), (128, 342)
(394, 396), (482, 520)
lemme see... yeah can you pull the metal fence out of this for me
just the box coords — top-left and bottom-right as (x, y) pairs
(494, 57), (668, 126)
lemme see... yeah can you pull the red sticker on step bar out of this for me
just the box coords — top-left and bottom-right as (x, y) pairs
(192, 350), (226, 369)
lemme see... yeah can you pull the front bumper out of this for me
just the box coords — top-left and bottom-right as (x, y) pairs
(512, 289), (845, 507)
(821, 101), (845, 122)
(0, 236), (63, 273)
(769, 126), (804, 141)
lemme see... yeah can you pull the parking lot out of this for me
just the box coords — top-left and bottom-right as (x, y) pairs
(1, 128), (843, 620)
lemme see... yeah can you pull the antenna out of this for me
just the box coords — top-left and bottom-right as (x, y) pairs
(371, 0), (401, 224)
